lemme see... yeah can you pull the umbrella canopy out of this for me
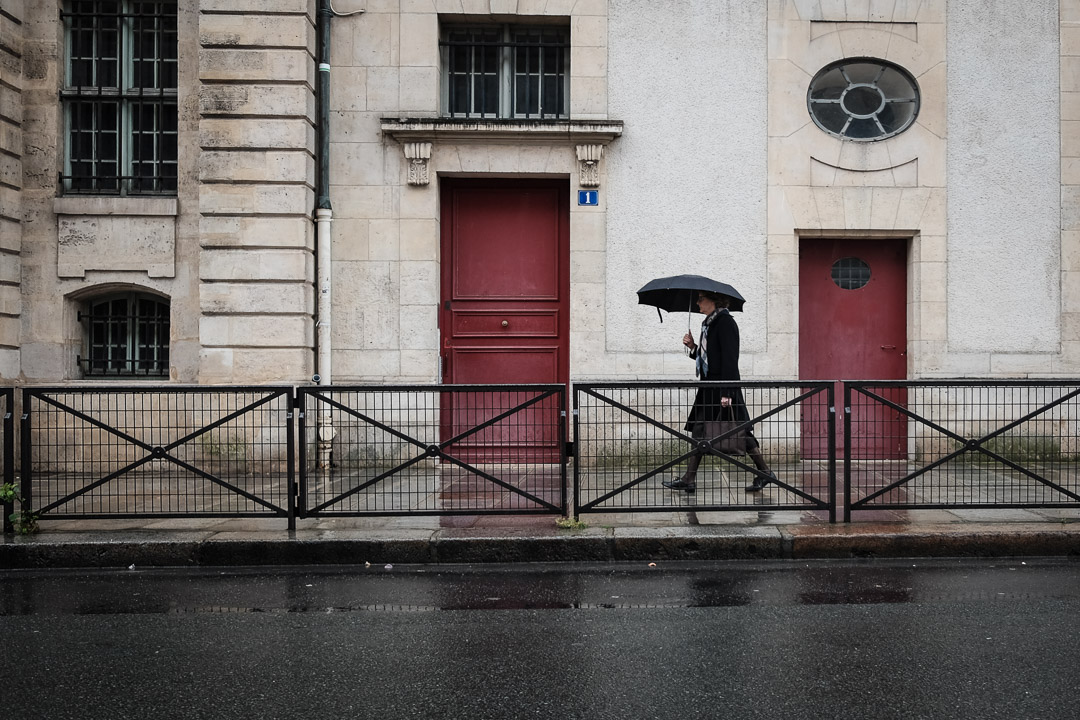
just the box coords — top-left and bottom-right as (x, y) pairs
(636, 274), (746, 316)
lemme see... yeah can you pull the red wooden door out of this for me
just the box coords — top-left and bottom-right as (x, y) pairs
(799, 238), (907, 458)
(439, 179), (569, 462)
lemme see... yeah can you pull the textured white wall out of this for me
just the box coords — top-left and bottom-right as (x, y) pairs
(606, 0), (768, 357)
(946, 0), (1061, 354)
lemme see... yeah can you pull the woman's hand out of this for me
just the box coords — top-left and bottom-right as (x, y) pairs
(682, 332), (696, 350)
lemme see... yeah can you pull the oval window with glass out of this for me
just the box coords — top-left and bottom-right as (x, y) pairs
(831, 257), (871, 290)
(807, 58), (919, 141)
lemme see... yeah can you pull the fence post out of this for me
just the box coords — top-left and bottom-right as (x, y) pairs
(286, 388), (296, 532)
(19, 388), (31, 526)
(843, 382), (852, 523)
(296, 387), (307, 521)
(2, 388), (12, 534)
(827, 382), (837, 523)
(571, 385), (581, 521)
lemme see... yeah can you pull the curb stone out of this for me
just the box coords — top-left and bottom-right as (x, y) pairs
(1, 523), (1079, 569)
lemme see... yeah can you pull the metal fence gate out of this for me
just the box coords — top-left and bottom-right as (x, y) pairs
(298, 385), (567, 517)
(845, 380), (1080, 520)
(21, 387), (296, 528)
(573, 382), (836, 520)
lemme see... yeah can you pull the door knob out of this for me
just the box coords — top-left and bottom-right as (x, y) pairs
(501, 320), (509, 328)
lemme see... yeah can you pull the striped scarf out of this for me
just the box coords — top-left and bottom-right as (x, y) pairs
(695, 308), (725, 379)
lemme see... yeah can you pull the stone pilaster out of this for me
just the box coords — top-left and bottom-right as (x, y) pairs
(1059, 0), (1080, 371)
(197, 0), (317, 383)
(0, 0), (23, 380)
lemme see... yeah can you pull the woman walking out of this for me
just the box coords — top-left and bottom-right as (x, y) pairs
(662, 290), (777, 493)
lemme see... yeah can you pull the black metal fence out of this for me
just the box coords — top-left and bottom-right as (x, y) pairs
(5, 380), (1080, 532)
(298, 385), (567, 517)
(21, 387), (295, 528)
(574, 382), (836, 521)
(2, 387), (12, 533)
(845, 381), (1080, 520)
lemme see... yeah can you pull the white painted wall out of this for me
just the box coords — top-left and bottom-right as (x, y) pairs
(606, 0), (769, 364)
(946, 0), (1061, 355)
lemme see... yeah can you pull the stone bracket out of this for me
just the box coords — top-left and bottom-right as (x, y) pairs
(576, 144), (603, 188)
(403, 141), (432, 186)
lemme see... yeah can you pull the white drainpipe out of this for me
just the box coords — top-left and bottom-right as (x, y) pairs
(315, 207), (335, 468)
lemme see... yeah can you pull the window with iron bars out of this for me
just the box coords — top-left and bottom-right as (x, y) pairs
(78, 293), (170, 377)
(61, 0), (178, 195)
(441, 24), (569, 119)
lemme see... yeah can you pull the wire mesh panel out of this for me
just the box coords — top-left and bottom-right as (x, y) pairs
(22, 387), (294, 523)
(299, 385), (567, 516)
(846, 381), (1080, 519)
(574, 382), (835, 520)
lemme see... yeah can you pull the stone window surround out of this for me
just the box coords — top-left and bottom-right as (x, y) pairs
(381, 117), (623, 186)
(54, 196), (179, 217)
(53, 196), (179, 279)
(77, 289), (171, 378)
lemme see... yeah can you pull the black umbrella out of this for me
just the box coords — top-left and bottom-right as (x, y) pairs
(637, 274), (746, 325)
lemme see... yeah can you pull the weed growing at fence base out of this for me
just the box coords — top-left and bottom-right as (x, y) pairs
(1, 482), (40, 535)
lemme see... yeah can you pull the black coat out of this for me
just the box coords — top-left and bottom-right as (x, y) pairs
(684, 309), (752, 432)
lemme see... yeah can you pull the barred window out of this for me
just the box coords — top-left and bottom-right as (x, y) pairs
(79, 293), (170, 377)
(441, 24), (569, 119)
(61, 0), (178, 195)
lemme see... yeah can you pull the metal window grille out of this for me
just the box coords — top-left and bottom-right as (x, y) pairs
(441, 25), (569, 119)
(830, 257), (872, 290)
(78, 293), (170, 377)
(61, 0), (178, 195)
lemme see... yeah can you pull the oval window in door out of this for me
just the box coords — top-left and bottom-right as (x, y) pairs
(831, 257), (871, 290)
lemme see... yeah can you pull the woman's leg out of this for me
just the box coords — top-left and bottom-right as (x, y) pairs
(744, 437), (777, 492)
(663, 424), (702, 491)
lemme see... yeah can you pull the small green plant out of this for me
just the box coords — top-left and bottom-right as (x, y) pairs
(555, 516), (588, 530)
(0, 482), (40, 535)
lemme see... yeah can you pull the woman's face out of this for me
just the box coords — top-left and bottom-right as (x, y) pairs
(696, 294), (716, 315)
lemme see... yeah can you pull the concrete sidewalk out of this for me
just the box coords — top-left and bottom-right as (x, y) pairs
(2, 506), (1079, 568)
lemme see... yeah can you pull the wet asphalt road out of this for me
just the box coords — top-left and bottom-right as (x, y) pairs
(1, 558), (1078, 720)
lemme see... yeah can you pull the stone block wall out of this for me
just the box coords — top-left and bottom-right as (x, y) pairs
(0, 0), (22, 380)
(1062, 0), (1080, 372)
(330, 0), (613, 383)
(16, 1), (202, 382)
(14, 0), (317, 385)
(197, 0), (317, 383)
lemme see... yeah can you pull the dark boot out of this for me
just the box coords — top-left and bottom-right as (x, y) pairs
(744, 448), (777, 492)
(663, 452), (701, 493)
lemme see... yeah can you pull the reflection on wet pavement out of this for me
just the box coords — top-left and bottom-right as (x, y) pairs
(2, 558), (1076, 616)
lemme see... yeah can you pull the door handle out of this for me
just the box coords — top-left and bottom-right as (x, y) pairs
(880, 344), (896, 350)
(501, 320), (509, 328)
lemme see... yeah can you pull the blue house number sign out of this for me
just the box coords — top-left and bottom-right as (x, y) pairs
(578, 190), (598, 206)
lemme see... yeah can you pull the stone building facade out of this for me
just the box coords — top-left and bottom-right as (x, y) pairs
(1, 0), (1078, 387)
